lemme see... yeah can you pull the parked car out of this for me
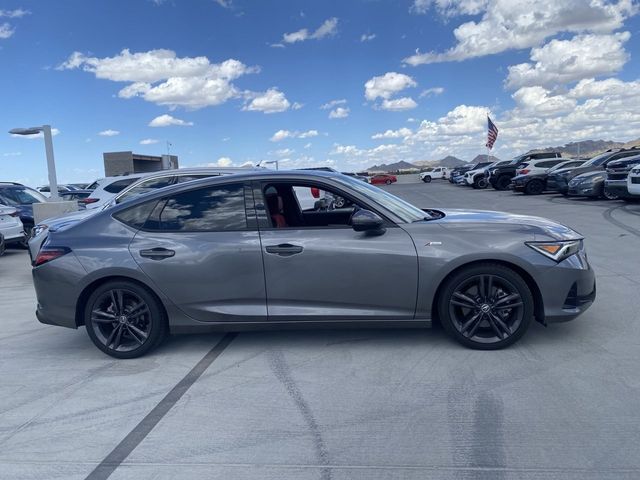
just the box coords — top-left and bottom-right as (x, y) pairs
(0, 204), (25, 248)
(80, 174), (147, 209)
(0, 182), (47, 242)
(567, 171), (613, 199)
(464, 160), (511, 189)
(420, 166), (449, 183)
(453, 162), (492, 185)
(489, 152), (562, 191)
(37, 185), (75, 196)
(32, 170), (595, 358)
(59, 189), (92, 202)
(369, 174), (397, 185)
(511, 159), (587, 195)
(515, 158), (567, 176)
(627, 164), (640, 198)
(448, 164), (475, 184)
(548, 147), (640, 195)
(603, 154), (640, 200)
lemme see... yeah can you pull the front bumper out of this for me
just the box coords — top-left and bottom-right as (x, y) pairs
(567, 183), (599, 197)
(538, 251), (596, 323)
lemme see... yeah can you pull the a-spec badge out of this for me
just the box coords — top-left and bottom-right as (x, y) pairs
(425, 241), (442, 246)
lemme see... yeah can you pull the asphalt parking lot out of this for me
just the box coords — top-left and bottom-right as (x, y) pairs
(1, 180), (640, 480)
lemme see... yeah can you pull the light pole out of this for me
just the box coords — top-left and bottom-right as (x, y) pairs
(9, 125), (60, 201)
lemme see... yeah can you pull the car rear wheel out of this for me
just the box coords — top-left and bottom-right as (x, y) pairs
(437, 263), (534, 349)
(602, 189), (619, 200)
(494, 175), (512, 191)
(473, 177), (488, 189)
(524, 179), (544, 195)
(85, 281), (167, 359)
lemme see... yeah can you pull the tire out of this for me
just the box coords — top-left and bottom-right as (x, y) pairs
(473, 176), (488, 189)
(602, 188), (619, 200)
(422, 176), (432, 183)
(494, 175), (512, 191)
(385, 179), (392, 185)
(524, 179), (544, 195)
(84, 280), (168, 359)
(437, 263), (534, 350)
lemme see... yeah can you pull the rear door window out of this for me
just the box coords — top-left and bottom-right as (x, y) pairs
(104, 178), (141, 193)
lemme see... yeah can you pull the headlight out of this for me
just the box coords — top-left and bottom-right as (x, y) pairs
(526, 240), (582, 262)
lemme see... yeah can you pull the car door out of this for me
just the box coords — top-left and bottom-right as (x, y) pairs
(254, 180), (419, 321)
(128, 182), (267, 323)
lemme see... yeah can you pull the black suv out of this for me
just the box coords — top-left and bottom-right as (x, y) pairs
(548, 147), (640, 195)
(0, 182), (47, 242)
(489, 152), (562, 190)
(603, 154), (640, 199)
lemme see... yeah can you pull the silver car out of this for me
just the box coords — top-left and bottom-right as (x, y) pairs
(31, 171), (595, 358)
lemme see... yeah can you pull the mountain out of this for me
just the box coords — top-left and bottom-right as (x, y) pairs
(470, 154), (501, 164)
(366, 160), (418, 172)
(528, 140), (624, 158)
(414, 155), (466, 167)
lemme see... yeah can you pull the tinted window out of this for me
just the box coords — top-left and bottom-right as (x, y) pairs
(0, 186), (46, 205)
(104, 178), (140, 193)
(117, 176), (175, 203)
(113, 200), (158, 229)
(156, 184), (247, 231)
(176, 174), (219, 183)
(537, 160), (563, 168)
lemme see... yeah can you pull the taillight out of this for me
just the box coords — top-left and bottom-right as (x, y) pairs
(520, 169), (530, 175)
(310, 187), (320, 198)
(79, 198), (99, 205)
(34, 246), (71, 266)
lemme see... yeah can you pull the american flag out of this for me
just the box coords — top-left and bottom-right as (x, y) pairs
(486, 116), (498, 150)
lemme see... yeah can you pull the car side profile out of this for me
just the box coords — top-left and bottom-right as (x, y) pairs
(32, 171), (595, 358)
(369, 174), (397, 185)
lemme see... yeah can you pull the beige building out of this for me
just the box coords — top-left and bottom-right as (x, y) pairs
(103, 151), (178, 177)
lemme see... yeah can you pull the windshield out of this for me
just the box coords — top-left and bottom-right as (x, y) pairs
(508, 155), (525, 165)
(336, 175), (428, 223)
(0, 186), (46, 205)
(582, 152), (610, 167)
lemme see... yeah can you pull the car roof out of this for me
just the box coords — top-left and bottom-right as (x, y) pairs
(102, 167), (261, 183)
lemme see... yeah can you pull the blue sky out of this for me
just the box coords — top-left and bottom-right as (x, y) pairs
(1, 0), (640, 186)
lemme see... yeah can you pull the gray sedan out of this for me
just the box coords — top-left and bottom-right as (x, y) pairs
(31, 171), (595, 358)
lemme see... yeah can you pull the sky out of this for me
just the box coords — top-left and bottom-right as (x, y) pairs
(1, 0), (640, 187)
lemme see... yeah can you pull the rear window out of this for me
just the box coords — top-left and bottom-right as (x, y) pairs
(104, 178), (141, 193)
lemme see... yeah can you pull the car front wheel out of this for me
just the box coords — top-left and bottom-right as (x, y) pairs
(385, 179), (392, 185)
(85, 280), (167, 358)
(437, 263), (534, 349)
(524, 179), (544, 195)
(422, 176), (432, 183)
(473, 177), (488, 189)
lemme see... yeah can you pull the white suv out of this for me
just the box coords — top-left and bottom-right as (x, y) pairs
(464, 160), (511, 189)
(516, 158), (567, 176)
(420, 167), (449, 183)
(0, 204), (25, 248)
(627, 164), (640, 197)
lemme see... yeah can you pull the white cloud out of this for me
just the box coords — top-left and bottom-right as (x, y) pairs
(419, 87), (445, 98)
(149, 114), (194, 127)
(329, 107), (349, 119)
(274, 148), (294, 157)
(403, 0), (637, 65)
(320, 99), (347, 110)
(372, 127), (413, 139)
(511, 86), (576, 116)
(360, 33), (376, 42)
(0, 8), (30, 18)
(304, 142), (312, 149)
(0, 23), (15, 39)
(98, 129), (120, 137)
(505, 32), (630, 89)
(213, 0), (232, 8)
(270, 129), (318, 142)
(380, 97), (418, 111)
(365, 72), (417, 101)
(216, 156), (232, 167)
(140, 138), (159, 145)
(411, 0), (487, 16)
(282, 17), (338, 44)
(2, 151), (22, 157)
(11, 128), (60, 139)
(243, 88), (291, 113)
(57, 49), (266, 110)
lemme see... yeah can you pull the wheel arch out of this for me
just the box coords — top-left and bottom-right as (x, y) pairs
(430, 259), (545, 325)
(75, 275), (168, 327)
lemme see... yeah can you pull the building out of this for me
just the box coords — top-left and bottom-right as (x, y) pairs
(103, 151), (178, 177)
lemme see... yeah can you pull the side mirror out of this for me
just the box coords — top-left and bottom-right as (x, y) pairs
(351, 209), (385, 235)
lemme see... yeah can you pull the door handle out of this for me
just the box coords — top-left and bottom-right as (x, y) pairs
(265, 243), (304, 256)
(139, 247), (175, 260)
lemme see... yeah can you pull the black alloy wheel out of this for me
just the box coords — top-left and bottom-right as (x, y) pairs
(524, 179), (544, 195)
(473, 177), (488, 189)
(85, 281), (167, 358)
(495, 175), (512, 191)
(423, 176), (432, 183)
(602, 188), (619, 200)
(438, 264), (533, 349)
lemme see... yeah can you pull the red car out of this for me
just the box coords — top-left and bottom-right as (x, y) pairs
(369, 174), (397, 185)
